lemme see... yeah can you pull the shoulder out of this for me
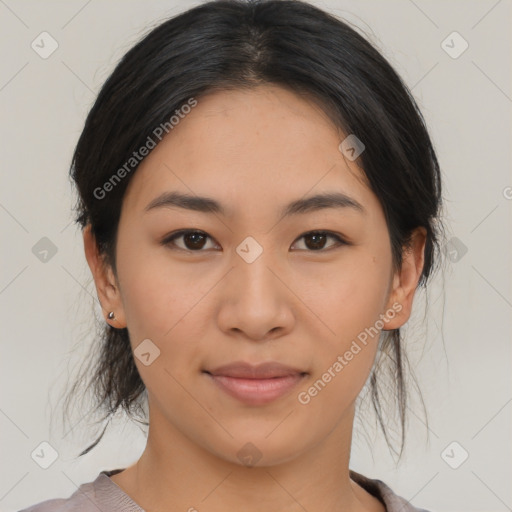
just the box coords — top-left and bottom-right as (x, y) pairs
(350, 469), (432, 512)
(18, 481), (96, 512)
(18, 471), (143, 512)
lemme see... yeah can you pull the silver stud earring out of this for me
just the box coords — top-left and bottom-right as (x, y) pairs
(107, 311), (115, 320)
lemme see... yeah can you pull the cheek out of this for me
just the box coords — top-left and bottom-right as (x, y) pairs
(295, 269), (387, 415)
(307, 251), (391, 342)
(115, 238), (203, 342)
(297, 250), (391, 396)
(295, 345), (376, 437)
(115, 242), (216, 393)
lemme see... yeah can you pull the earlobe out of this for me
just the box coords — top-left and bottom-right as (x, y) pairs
(383, 227), (427, 331)
(83, 225), (127, 328)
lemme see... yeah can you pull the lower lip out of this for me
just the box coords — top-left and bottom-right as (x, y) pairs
(205, 372), (306, 405)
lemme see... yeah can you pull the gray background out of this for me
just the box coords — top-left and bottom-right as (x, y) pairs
(1, 1), (511, 511)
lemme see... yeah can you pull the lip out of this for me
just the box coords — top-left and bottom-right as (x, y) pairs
(204, 361), (308, 405)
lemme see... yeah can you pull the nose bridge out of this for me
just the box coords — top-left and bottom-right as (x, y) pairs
(217, 240), (293, 340)
(235, 243), (280, 306)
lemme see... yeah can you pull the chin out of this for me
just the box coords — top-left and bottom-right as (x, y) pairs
(202, 429), (313, 469)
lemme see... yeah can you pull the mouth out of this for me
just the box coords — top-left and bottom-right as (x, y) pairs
(203, 361), (308, 406)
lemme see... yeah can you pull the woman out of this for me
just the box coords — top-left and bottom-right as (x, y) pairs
(21, 0), (444, 510)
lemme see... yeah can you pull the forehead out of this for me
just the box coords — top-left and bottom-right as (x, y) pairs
(122, 85), (375, 217)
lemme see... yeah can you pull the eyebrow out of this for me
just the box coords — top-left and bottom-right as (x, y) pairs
(144, 191), (366, 217)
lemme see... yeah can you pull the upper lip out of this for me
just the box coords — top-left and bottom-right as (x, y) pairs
(205, 361), (307, 379)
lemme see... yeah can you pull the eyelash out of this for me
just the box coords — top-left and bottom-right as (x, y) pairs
(161, 229), (349, 253)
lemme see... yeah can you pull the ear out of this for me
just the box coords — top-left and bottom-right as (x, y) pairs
(382, 227), (426, 330)
(83, 224), (127, 328)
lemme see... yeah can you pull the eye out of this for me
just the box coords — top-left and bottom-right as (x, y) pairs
(162, 230), (219, 251)
(291, 231), (348, 251)
(162, 229), (348, 252)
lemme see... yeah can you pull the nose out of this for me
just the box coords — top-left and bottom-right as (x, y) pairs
(216, 250), (295, 342)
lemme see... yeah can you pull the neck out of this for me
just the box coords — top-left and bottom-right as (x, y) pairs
(111, 403), (383, 512)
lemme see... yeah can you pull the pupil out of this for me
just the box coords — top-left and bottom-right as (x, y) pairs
(185, 232), (205, 249)
(307, 233), (325, 250)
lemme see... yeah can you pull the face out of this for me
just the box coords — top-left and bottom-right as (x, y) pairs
(86, 85), (424, 467)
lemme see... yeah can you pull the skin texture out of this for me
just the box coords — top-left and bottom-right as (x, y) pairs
(84, 85), (426, 512)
